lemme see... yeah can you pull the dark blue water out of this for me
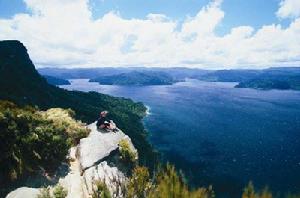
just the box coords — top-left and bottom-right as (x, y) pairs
(61, 79), (300, 197)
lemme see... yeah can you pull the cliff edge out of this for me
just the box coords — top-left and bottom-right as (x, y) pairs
(6, 122), (138, 198)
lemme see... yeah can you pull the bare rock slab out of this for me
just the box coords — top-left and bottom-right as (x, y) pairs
(78, 122), (134, 171)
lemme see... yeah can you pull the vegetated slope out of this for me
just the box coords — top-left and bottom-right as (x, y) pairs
(0, 101), (89, 183)
(0, 40), (159, 170)
(90, 71), (178, 85)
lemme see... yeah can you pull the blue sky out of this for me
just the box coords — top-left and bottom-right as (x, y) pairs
(0, 0), (288, 34)
(0, 0), (299, 68)
(92, 0), (287, 33)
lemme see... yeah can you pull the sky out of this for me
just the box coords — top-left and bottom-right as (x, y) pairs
(0, 0), (300, 69)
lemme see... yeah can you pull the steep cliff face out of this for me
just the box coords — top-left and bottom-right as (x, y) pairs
(0, 40), (52, 106)
(6, 123), (137, 198)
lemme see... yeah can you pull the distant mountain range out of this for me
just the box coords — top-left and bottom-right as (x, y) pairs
(195, 69), (262, 82)
(38, 67), (210, 80)
(234, 67), (300, 90)
(39, 67), (300, 90)
(89, 71), (180, 85)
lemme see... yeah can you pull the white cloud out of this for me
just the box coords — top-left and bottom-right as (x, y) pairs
(146, 14), (170, 22)
(277, 0), (300, 19)
(0, 0), (300, 69)
(181, 0), (224, 37)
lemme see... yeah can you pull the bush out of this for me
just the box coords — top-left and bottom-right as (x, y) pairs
(92, 180), (111, 198)
(37, 184), (67, 198)
(148, 164), (214, 198)
(126, 166), (152, 198)
(124, 164), (214, 198)
(0, 101), (87, 184)
(41, 108), (90, 145)
(286, 194), (300, 198)
(119, 139), (138, 166)
(53, 184), (68, 198)
(242, 182), (272, 198)
(37, 187), (51, 198)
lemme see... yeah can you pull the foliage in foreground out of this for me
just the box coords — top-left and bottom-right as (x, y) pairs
(52, 184), (68, 198)
(91, 164), (213, 198)
(125, 165), (214, 198)
(126, 166), (152, 198)
(124, 165), (300, 198)
(37, 187), (52, 198)
(119, 139), (138, 167)
(37, 184), (67, 198)
(242, 182), (272, 198)
(242, 182), (300, 198)
(0, 100), (89, 184)
(92, 180), (112, 198)
(41, 108), (90, 144)
(148, 164), (214, 198)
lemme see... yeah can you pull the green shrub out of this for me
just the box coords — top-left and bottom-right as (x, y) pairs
(37, 187), (51, 198)
(0, 101), (87, 183)
(286, 194), (300, 198)
(124, 164), (214, 198)
(242, 182), (272, 198)
(53, 184), (68, 198)
(119, 139), (138, 166)
(41, 108), (90, 145)
(126, 166), (152, 198)
(148, 164), (214, 198)
(92, 180), (111, 198)
(37, 184), (67, 198)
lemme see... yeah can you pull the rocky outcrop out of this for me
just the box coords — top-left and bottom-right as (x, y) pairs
(6, 122), (138, 198)
(6, 187), (40, 198)
(76, 122), (136, 197)
(83, 161), (126, 197)
(78, 122), (135, 171)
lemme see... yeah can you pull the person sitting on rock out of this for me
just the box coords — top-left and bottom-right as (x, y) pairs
(96, 111), (118, 132)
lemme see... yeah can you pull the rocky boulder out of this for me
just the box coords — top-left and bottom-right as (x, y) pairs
(78, 122), (136, 171)
(6, 187), (40, 198)
(83, 161), (126, 197)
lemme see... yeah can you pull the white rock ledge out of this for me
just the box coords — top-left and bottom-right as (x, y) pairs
(83, 161), (126, 197)
(6, 187), (40, 198)
(78, 122), (135, 171)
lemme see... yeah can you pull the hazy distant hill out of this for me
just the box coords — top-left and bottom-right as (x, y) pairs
(195, 69), (262, 82)
(191, 68), (300, 90)
(38, 67), (210, 81)
(90, 71), (179, 85)
(235, 68), (300, 90)
(43, 75), (70, 85)
(38, 67), (133, 79)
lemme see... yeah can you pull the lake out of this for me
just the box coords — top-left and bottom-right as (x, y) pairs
(60, 79), (300, 197)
